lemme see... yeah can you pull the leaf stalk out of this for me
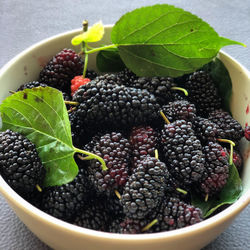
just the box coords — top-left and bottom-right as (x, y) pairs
(86, 44), (117, 54)
(74, 147), (108, 171)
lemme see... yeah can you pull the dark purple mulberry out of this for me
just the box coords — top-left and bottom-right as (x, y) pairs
(208, 110), (244, 142)
(161, 100), (196, 122)
(121, 156), (168, 219)
(87, 132), (131, 195)
(0, 130), (45, 195)
(179, 71), (222, 117)
(39, 48), (83, 95)
(160, 120), (206, 185)
(199, 142), (230, 197)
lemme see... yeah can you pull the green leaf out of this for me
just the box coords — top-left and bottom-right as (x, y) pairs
(0, 87), (78, 187)
(96, 48), (126, 72)
(191, 163), (243, 217)
(111, 4), (245, 77)
(202, 58), (232, 112)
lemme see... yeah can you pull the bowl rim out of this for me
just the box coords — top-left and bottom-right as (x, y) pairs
(0, 26), (250, 241)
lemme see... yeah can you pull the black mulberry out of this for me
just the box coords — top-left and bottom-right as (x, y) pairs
(39, 48), (83, 95)
(208, 110), (244, 142)
(160, 120), (206, 185)
(0, 130), (45, 194)
(121, 156), (168, 219)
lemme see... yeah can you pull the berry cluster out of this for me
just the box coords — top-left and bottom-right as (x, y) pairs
(0, 48), (245, 234)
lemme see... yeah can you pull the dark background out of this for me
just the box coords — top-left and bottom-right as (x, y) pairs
(0, 0), (249, 249)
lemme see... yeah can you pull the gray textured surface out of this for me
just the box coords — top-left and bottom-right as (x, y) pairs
(0, 0), (249, 249)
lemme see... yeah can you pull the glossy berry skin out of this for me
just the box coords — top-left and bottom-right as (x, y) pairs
(72, 76), (161, 134)
(193, 116), (219, 144)
(71, 76), (90, 96)
(116, 69), (176, 105)
(41, 167), (89, 221)
(39, 48), (83, 95)
(119, 217), (152, 234)
(208, 110), (244, 142)
(16, 81), (48, 91)
(179, 70), (222, 117)
(74, 197), (109, 231)
(154, 197), (203, 232)
(161, 100), (197, 122)
(130, 76), (176, 104)
(87, 132), (131, 195)
(199, 142), (229, 197)
(129, 126), (158, 168)
(121, 156), (168, 219)
(160, 120), (206, 185)
(0, 130), (45, 194)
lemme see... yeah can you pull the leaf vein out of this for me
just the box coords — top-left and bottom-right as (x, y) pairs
(118, 10), (183, 43)
(143, 20), (200, 44)
(6, 97), (56, 137)
(27, 90), (71, 144)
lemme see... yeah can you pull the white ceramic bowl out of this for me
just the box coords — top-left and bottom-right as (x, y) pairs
(0, 26), (250, 250)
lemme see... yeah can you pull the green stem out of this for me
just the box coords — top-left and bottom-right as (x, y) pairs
(159, 110), (171, 124)
(36, 184), (42, 192)
(217, 138), (235, 146)
(114, 190), (121, 200)
(82, 45), (88, 78)
(154, 149), (159, 160)
(86, 44), (117, 54)
(176, 188), (188, 195)
(217, 138), (235, 165)
(73, 147), (107, 171)
(229, 143), (234, 165)
(141, 219), (158, 232)
(171, 87), (188, 96)
(86, 44), (94, 50)
(64, 101), (79, 106)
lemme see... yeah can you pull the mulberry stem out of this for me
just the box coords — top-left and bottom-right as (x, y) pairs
(82, 46), (88, 78)
(160, 110), (171, 124)
(36, 184), (42, 192)
(171, 87), (188, 96)
(176, 188), (187, 195)
(154, 149), (159, 159)
(114, 190), (121, 200)
(141, 219), (158, 232)
(205, 193), (209, 202)
(86, 44), (117, 54)
(64, 101), (79, 106)
(73, 147), (107, 171)
(217, 138), (235, 165)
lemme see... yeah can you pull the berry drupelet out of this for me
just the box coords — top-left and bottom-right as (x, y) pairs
(199, 142), (230, 197)
(73, 197), (109, 231)
(116, 68), (139, 86)
(39, 48), (83, 95)
(208, 110), (244, 142)
(0, 130), (45, 194)
(179, 70), (222, 117)
(129, 126), (158, 168)
(154, 196), (203, 232)
(72, 77), (161, 134)
(41, 167), (89, 221)
(129, 76), (176, 104)
(192, 116), (219, 144)
(87, 132), (132, 195)
(160, 120), (206, 185)
(16, 81), (48, 91)
(121, 156), (168, 219)
(161, 100), (197, 122)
